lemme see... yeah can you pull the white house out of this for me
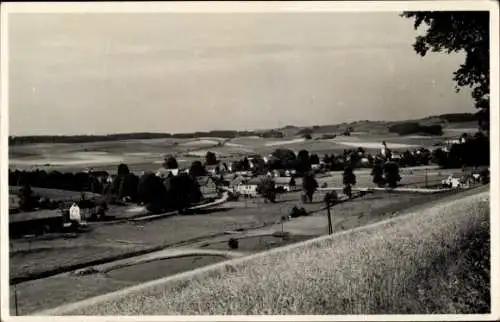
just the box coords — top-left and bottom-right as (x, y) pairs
(311, 164), (321, 170)
(234, 177), (267, 198)
(441, 175), (462, 188)
(235, 182), (259, 198)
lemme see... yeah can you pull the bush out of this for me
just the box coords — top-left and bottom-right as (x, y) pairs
(227, 191), (241, 201)
(256, 178), (277, 203)
(480, 169), (490, 184)
(228, 238), (239, 249)
(324, 191), (339, 205)
(343, 185), (352, 199)
(17, 184), (39, 212)
(290, 206), (307, 218)
(384, 161), (401, 188)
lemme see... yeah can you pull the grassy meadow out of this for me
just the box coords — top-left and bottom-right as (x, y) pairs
(45, 188), (489, 315)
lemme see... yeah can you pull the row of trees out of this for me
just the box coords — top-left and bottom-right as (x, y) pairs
(9, 169), (108, 194)
(11, 162), (205, 214)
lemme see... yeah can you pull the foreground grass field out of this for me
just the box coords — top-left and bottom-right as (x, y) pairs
(41, 188), (490, 315)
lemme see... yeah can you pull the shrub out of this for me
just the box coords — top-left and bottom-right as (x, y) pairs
(228, 238), (239, 249)
(343, 185), (352, 199)
(17, 184), (39, 212)
(480, 169), (490, 184)
(290, 206), (307, 218)
(384, 161), (401, 188)
(227, 191), (241, 201)
(324, 191), (339, 205)
(256, 177), (277, 203)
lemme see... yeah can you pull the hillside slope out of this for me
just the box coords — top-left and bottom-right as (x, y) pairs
(38, 187), (491, 315)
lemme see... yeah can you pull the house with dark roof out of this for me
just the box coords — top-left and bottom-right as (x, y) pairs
(275, 177), (302, 192)
(196, 176), (218, 197)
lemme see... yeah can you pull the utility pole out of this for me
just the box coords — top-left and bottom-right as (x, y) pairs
(425, 168), (428, 188)
(326, 198), (333, 235)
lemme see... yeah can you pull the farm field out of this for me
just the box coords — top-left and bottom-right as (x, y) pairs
(41, 186), (488, 315)
(8, 122), (473, 174)
(9, 187), (468, 315)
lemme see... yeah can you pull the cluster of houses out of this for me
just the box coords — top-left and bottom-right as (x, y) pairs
(154, 163), (301, 199)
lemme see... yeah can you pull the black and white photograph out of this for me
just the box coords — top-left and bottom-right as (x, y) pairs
(1, 1), (498, 319)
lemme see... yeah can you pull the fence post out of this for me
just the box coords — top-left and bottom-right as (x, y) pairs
(14, 285), (19, 316)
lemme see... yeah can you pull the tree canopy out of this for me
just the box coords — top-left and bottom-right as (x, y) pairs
(163, 155), (179, 169)
(401, 11), (490, 132)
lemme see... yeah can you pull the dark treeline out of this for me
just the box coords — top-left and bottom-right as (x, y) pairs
(388, 122), (443, 136)
(9, 113), (478, 146)
(438, 113), (477, 123)
(9, 130), (259, 145)
(9, 169), (110, 194)
(10, 163), (205, 214)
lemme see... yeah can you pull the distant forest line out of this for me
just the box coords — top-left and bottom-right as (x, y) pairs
(9, 113), (478, 145)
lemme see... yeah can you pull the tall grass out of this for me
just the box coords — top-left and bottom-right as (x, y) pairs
(42, 191), (490, 315)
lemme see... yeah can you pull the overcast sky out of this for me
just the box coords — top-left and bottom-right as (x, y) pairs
(8, 12), (474, 136)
